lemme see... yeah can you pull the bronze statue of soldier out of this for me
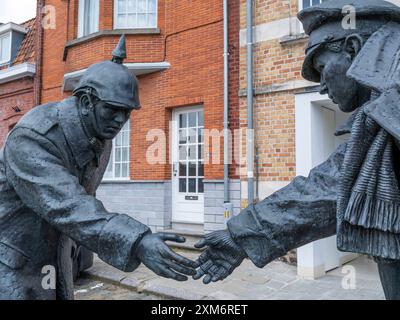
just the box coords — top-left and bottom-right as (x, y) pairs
(0, 36), (197, 300)
(194, 0), (400, 300)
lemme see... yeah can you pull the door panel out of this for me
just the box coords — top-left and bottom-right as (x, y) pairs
(172, 107), (204, 223)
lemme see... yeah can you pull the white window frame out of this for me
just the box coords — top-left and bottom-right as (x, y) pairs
(299, 0), (328, 11)
(103, 120), (131, 181)
(0, 32), (12, 65)
(114, 0), (158, 29)
(78, 0), (100, 38)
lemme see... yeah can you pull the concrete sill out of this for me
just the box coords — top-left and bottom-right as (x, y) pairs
(63, 28), (161, 61)
(279, 33), (308, 45)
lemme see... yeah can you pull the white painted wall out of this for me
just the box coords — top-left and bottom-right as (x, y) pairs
(295, 91), (357, 279)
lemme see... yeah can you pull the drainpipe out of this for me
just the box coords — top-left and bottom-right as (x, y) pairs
(223, 0), (233, 223)
(34, 0), (44, 106)
(246, 0), (254, 204)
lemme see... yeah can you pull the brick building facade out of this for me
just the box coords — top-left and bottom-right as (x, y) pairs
(238, 0), (360, 278)
(40, 0), (240, 237)
(0, 18), (38, 146)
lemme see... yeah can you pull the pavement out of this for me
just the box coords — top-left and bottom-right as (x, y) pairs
(74, 278), (167, 300)
(82, 251), (386, 300)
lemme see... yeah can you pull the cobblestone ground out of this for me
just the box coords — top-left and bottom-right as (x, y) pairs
(74, 277), (167, 300)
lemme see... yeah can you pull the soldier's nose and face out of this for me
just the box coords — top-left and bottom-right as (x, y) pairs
(313, 48), (360, 113)
(93, 101), (131, 140)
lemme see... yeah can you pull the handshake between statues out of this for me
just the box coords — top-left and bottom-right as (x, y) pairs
(136, 230), (247, 284)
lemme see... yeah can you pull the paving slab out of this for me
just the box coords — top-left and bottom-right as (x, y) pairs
(82, 252), (385, 300)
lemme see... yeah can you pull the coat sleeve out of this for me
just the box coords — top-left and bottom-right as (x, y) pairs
(4, 127), (151, 272)
(227, 142), (347, 268)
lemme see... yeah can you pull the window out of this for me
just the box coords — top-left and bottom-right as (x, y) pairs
(177, 110), (204, 194)
(103, 120), (131, 180)
(78, 0), (99, 37)
(114, 0), (157, 29)
(301, 0), (330, 10)
(0, 33), (11, 64)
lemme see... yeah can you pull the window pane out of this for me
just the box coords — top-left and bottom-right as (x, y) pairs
(188, 112), (196, 127)
(116, 134), (122, 146)
(198, 145), (204, 160)
(188, 145), (196, 160)
(198, 128), (204, 143)
(198, 111), (204, 127)
(117, 14), (126, 27)
(118, 0), (126, 12)
(179, 146), (187, 160)
(198, 178), (204, 193)
(0, 35), (10, 61)
(188, 179), (196, 193)
(148, 13), (157, 27)
(115, 164), (121, 178)
(116, 148), (122, 162)
(121, 163), (128, 177)
(148, 0), (157, 12)
(303, 0), (310, 8)
(127, 14), (136, 27)
(89, 0), (99, 33)
(138, 0), (146, 12)
(179, 129), (187, 144)
(198, 161), (204, 177)
(188, 162), (196, 176)
(122, 147), (128, 161)
(179, 178), (186, 193)
(179, 114), (187, 128)
(122, 131), (129, 145)
(127, 0), (136, 12)
(188, 128), (196, 144)
(179, 162), (187, 176)
(137, 13), (146, 27)
(103, 119), (130, 180)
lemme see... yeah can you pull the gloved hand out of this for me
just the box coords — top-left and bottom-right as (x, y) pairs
(193, 230), (247, 284)
(135, 232), (198, 281)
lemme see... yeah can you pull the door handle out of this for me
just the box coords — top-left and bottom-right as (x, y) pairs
(173, 162), (178, 177)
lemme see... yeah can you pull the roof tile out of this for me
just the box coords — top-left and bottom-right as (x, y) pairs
(12, 17), (36, 66)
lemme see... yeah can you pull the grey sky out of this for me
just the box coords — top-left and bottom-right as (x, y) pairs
(0, 0), (37, 24)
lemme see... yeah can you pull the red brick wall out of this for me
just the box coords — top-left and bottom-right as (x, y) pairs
(0, 77), (35, 147)
(41, 0), (239, 181)
(228, 0), (240, 179)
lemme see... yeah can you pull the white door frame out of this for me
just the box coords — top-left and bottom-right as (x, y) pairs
(295, 91), (357, 279)
(171, 106), (205, 224)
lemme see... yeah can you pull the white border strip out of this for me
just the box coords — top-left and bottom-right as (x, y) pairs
(0, 23), (27, 36)
(0, 63), (36, 84)
(63, 62), (171, 91)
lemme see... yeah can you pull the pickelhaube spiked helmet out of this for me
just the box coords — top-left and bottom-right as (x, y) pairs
(73, 35), (141, 109)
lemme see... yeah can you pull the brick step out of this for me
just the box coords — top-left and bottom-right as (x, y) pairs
(163, 228), (205, 252)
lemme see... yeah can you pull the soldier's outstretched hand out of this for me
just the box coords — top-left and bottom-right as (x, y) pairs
(193, 230), (247, 284)
(135, 232), (199, 281)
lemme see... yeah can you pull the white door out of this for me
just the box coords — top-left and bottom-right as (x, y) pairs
(172, 107), (205, 223)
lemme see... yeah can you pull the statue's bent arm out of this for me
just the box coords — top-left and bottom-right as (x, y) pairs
(227, 141), (348, 268)
(4, 127), (151, 272)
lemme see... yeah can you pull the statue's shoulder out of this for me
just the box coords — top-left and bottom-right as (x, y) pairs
(15, 97), (77, 136)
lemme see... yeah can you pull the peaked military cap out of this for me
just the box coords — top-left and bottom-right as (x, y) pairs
(298, 0), (400, 82)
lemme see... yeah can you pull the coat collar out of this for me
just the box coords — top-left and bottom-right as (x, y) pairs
(57, 97), (102, 169)
(347, 21), (400, 93)
(345, 22), (400, 141)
